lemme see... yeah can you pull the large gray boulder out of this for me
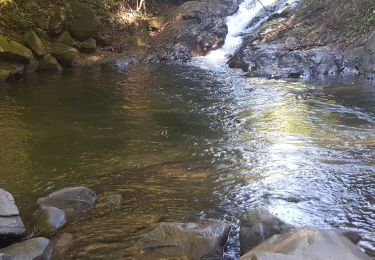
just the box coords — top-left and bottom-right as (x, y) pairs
(345, 30), (375, 78)
(240, 227), (371, 260)
(0, 189), (25, 246)
(136, 219), (230, 259)
(229, 43), (344, 78)
(32, 206), (66, 235)
(37, 186), (96, 221)
(0, 237), (52, 260)
(240, 209), (293, 255)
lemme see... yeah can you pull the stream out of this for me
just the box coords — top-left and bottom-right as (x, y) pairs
(0, 63), (374, 258)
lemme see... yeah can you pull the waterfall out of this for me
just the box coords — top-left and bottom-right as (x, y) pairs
(194, 0), (300, 66)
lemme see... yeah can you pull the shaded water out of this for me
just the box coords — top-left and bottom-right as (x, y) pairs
(0, 63), (374, 258)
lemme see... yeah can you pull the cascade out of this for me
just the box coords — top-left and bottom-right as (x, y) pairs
(195, 0), (299, 66)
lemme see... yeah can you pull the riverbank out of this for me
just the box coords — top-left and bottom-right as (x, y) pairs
(1, 0), (375, 83)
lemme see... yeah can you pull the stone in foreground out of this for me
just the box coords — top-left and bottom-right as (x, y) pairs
(33, 206), (66, 235)
(240, 208), (293, 255)
(0, 189), (25, 246)
(0, 36), (33, 64)
(0, 237), (52, 260)
(240, 227), (371, 260)
(37, 186), (96, 220)
(136, 219), (230, 259)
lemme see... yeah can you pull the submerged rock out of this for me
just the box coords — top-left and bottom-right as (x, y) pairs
(0, 36), (33, 64)
(52, 233), (74, 259)
(24, 31), (47, 57)
(33, 206), (66, 235)
(0, 237), (53, 260)
(136, 219), (230, 259)
(95, 192), (122, 209)
(0, 189), (25, 247)
(240, 227), (371, 260)
(51, 42), (80, 67)
(67, 0), (102, 40)
(0, 62), (24, 82)
(240, 208), (293, 255)
(37, 186), (96, 220)
(38, 54), (63, 72)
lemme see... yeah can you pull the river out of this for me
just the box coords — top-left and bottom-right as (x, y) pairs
(0, 62), (374, 258)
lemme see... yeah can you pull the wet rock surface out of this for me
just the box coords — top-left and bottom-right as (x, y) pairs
(240, 227), (371, 260)
(229, 43), (345, 78)
(32, 206), (66, 235)
(146, 0), (239, 63)
(52, 233), (74, 259)
(37, 186), (96, 221)
(0, 237), (52, 260)
(240, 208), (293, 255)
(0, 189), (25, 247)
(136, 219), (230, 259)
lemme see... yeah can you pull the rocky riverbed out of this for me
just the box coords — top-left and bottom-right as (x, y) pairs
(0, 187), (371, 259)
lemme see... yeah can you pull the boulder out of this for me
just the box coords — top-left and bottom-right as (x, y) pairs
(51, 42), (80, 67)
(0, 253), (11, 260)
(240, 227), (371, 260)
(0, 189), (25, 246)
(229, 43), (344, 78)
(0, 36), (33, 64)
(146, 0), (239, 62)
(0, 62), (24, 82)
(37, 186), (96, 220)
(0, 237), (53, 260)
(38, 54), (63, 72)
(32, 206), (66, 235)
(345, 30), (375, 78)
(240, 209), (293, 255)
(80, 38), (96, 53)
(136, 219), (230, 259)
(56, 31), (79, 48)
(24, 31), (47, 57)
(67, 0), (102, 40)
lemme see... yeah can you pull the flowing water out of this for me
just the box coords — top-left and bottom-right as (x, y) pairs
(0, 63), (374, 258)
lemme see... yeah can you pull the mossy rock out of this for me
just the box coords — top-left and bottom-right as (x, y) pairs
(67, 0), (102, 40)
(80, 38), (96, 53)
(51, 42), (80, 67)
(57, 31), (79, 48)
(0, 61), (24, 82)
(0, 35), (33, 64)
(24, 31), (47, 57)
(38, 54), (63, 72)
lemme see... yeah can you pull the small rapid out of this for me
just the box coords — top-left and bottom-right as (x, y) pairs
(194, 0), (300, 66)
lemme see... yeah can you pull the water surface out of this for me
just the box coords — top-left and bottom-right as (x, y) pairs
(0, 64), (374, 258)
